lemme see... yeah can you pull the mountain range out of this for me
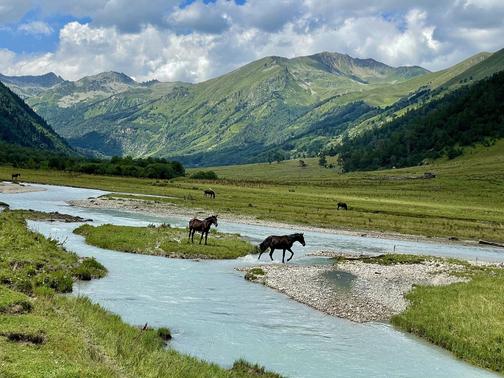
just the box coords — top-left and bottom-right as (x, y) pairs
(2, 49), (503, 166)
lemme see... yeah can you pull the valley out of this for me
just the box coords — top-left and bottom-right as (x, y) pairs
(3, 49), (502, 166)
(1, 138), (503, 243)
(1, 41), (504, 378)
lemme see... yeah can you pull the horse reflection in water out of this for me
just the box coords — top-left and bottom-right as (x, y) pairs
(258, 233), (306, 263)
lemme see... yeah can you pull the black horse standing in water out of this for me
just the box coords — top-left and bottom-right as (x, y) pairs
(188, 215), (218, 245)
(258, 233), (306, 263)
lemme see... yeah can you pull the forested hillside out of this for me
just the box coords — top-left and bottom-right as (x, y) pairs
(335, 71), (504, 171)
(0, 81), (73, 154)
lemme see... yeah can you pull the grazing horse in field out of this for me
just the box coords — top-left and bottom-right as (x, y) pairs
(188, 215), (218, 245)
(204, 189), (216, 199)
(258, 233), (306, 263)
(11, 173), (20, 182)
(337, 202), (348, 210)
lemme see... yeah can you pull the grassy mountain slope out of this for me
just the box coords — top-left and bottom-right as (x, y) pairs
(16, 49), (504, 166)
(24, 53), (428, 164)
(0, 81), (73, 154)
(337, 50), (502, 146)
(335, 70), (504, 171)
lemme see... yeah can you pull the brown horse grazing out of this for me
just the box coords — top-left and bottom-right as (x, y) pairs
(258, 233), (306, 263)
(188, 215), (218, 245)
(337, 202), (348, 210)
(11, 173), (20, 182)
(204, 189), (216, 199)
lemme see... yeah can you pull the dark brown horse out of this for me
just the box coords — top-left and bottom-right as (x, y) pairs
(337, 202), (348, 210)
(188, 215), (218, 245)
(258, 233), (306, 263)
(204, 189), (216, 199)
(11, 173), (20, 182)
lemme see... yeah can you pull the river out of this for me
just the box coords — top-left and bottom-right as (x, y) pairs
(1, 183), (500, 377)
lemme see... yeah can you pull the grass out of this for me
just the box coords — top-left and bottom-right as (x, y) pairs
(0, 286), (32, 314)
(1, 140), (504, 242)
(0, 211), (106, 294)
(392, 267), (504, 374)
(0, 211), (280, 377)
(5, 208), (90, 222)
(74, 223), (256, 259)
(357, 253), (429, 266)
(244, 268), (266, 281)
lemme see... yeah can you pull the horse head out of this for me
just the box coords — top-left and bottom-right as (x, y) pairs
(295, 233), (306, 246)
(207, 215), (218, 227)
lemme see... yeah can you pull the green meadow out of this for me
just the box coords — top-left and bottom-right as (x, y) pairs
(74, 223), (256, 259)
(392, 267), (504, 373)
(1, 140), (504, 242)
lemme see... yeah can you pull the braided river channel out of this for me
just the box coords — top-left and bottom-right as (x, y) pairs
(2, 183), (502, 377)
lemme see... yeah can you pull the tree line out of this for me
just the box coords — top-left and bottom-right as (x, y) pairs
(0, 143), (185, 180)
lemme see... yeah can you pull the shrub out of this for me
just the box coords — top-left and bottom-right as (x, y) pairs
(157, 327), (172, 341)
(73, 257), (107, 280)
(190, 171), (218, 180)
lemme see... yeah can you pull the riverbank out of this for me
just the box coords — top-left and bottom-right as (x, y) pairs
(0, 211), (279, 377)
(0, 181), (45, 194)
(240, 255), (468, 322)
(2, 164), (504, 243)
(241, 254), (504, 373)
(68, 196), (488, 247)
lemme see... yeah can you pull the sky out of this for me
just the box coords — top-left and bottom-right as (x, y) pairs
(0, 0), (503, 82)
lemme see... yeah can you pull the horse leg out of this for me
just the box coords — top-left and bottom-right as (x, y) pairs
(282, 249), (286, 263)
(199, 232), (204, 244)
(205, 231), (208, 245)
(191, 230), (195, 243)
(269, 248), (275, 261)
(258, 251), (263, 260)
(287, 248), (294, 262)
(188, 228), (192, 242)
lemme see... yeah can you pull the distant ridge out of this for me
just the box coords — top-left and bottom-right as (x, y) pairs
(0, 72), (65, 88)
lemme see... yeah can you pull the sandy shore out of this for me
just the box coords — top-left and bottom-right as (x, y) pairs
(68, 196), (480, 246)
(0, 182), (46, 194)
(240, 260), (467, 322)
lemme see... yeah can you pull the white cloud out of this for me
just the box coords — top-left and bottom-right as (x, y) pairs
(0, 0), (32, 24)
(1, 0), (503, 81)
(18, 21), (53, 35)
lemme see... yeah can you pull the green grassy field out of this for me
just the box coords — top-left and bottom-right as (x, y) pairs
(392, 267), (504, 373)
(0, 211), (280, 377)
(74, 223), (256, 259)
(1, 140), (503, 242)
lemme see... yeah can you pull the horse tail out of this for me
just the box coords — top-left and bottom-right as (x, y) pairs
(259, 236), (271, 252)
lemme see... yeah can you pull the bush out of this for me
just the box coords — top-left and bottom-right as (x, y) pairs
(157, 327), (172, 341)
(190, 171), (219, 180)
(73, 257), (107, 280)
